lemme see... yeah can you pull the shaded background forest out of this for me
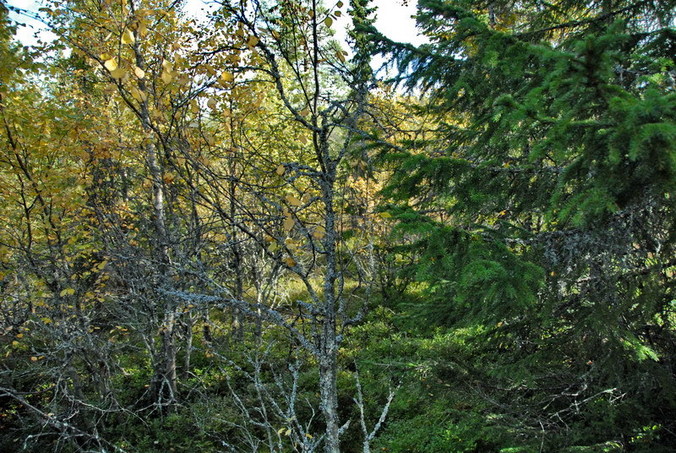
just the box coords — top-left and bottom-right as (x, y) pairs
(0, 0), (674, 451)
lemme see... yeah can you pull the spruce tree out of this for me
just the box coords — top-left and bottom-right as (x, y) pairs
(373, 0), (675, 449)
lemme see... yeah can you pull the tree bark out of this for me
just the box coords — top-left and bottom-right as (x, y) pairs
(319, 159), (341, 453)
(319, 345), (340, 453)
(135, 37), (177, 405)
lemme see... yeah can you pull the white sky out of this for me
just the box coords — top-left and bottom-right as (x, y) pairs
(364, 0), (425, 45)
(6, 0), (58, 46)
(6, 0), (424, 49)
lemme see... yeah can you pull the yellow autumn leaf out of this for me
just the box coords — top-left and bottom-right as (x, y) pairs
(286, 195), (302, 207)
(275, 165), (285, 176)
(133, 66), (145, 79)
(161, 70), (173, 83)
(324, 17), (333, 27)
(269, 242), (279, 252)
(121, 28), (135, 44)
(104, 58), (118, 71)
(299, 107), (310, 116)
(130, 86), (148, 102)
(226, 52), (240, 65)
(283, 257), (296, 267)
(207, 98), (217, 109)
(336, 50), (346, 63)
(337, 1), (344, 7)
(247, 35), (259, 47)
(176, 73), (190, 86)
(137, 22), (148, 37)
(379, 212), (393, 219)
(30, 356), (38, 362)
(283, 216), (294, 232)
(220, 71), (234, 83)
(60, 287), (76, 296)
(110, 67), (126, 79)
(312, 226), (325, 240)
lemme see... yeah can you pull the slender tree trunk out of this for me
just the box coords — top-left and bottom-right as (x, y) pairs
(135, 42), (177, 404)
(148, 137), (178, 405)
(319, 344), (340, 453)
(182, 315), (194, 380)
(160, 311), (178, 398)
(319, 162), (341, 453)
(228, 107), (244, 340)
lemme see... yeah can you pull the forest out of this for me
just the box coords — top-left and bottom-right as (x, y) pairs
(0, 0), (674, 451)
